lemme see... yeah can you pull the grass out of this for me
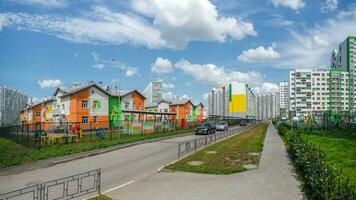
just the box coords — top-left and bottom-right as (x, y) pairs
(0, 128), (193, 169)
(302, 132), (356, 187)
(165, 124), (268, 174)
(88, 194), (113, 200)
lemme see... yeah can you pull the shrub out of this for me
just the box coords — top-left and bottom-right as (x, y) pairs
(279, 127), (356, 200)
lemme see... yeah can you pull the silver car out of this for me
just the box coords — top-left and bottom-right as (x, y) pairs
(216, 121), (228, 131)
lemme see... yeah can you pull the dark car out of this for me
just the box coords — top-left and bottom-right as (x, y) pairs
(216, 121), (228, 131)
(195, 122), (216, 135)
(239, 120), (247, 126)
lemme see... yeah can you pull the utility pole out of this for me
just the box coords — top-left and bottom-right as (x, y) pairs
(111, 58), (123, 140)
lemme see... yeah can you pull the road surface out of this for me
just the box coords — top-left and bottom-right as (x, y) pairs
(0, 125), (250, 199)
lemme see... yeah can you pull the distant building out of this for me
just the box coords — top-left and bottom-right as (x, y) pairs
(0, 85), (28, 126)
(143, 81), (163, 105)
(279, 82), (289, 119)
(257, 93), (279, 120)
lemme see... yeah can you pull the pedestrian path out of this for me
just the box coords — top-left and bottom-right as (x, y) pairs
(108, 124), (305, 200)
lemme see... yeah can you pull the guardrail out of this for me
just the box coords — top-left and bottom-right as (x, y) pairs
(177, 124), (258, 159)
(0, 169), (101, 200)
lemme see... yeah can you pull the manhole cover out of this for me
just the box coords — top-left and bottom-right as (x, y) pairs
(187, 161), (205, 166)
(206, 151), (217, 154)
(242, 164), (257, 170)
(248, 152), (259, 156)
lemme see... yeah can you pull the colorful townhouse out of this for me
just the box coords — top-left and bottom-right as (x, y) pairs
(169, 100), (195, 128)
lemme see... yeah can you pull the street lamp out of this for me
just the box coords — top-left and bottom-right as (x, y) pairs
(111, 58), (123, 139)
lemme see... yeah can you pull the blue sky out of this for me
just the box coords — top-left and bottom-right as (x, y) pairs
(0, 0), (355, 105)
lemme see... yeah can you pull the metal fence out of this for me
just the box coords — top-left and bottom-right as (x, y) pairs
(177, 124), (258, 159)
(0, 120), (203, 148)
(0, 169), (101, 200)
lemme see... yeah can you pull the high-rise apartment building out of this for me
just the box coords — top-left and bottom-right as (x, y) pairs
(279, 82), (289, 119)
(0, 85), (28, 126)
(330, 36), (356, 119)
(208, 82), (256, 119)
(143, 81), (163, 106)
(256, 93), (279, 120)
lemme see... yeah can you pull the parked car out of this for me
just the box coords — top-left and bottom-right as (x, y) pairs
(239, 120), (247, 126)
(216, 121), (228, 131)
(195, 122), (216, 135)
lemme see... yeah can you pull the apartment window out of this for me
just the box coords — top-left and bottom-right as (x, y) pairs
(93, 116), (98, 123)
(82, 116), (88, 123)
(82, 100), (88, 108)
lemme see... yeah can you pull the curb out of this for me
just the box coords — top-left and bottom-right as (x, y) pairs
(0, 131), (194, 176)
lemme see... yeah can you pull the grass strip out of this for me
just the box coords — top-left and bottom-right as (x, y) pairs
(0, 129), (193, 168)
(165, 124), (268, 174)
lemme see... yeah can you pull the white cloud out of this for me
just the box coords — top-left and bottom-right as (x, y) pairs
(92, 63), (105, 69)
(265, 14), (294, 28)
(38, 79), (62, 89)
(0, 1), (256, 49)
(175, 59), (263, 87)
(0, 6), (164, 48)
(202, 93), (209, 101)
(270, 0), (305, 10)
(9, 0), (68, 8)
(0, 15), (6, 30)
(91, 51), (99, 62)
(151, 57), (173, 74)
(131, 0), (257, 48)
(238, 45), (280, 63)
(126, 67), (138, 77)
(181, 94), (189, 100)
(321, 0), (338, 13)
(277, 8), (356, 68)
(252, 82), (279, 95)
(163, 82), (175, 89)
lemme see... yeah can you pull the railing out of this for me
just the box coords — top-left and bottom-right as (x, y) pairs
(177, 124), (257, 159)
(0, 169), (101, 200)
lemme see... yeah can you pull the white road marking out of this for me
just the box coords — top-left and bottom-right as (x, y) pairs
(103, 180), (135, 194)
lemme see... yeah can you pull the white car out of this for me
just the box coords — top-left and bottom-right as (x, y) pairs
(216, 121), (228, 131)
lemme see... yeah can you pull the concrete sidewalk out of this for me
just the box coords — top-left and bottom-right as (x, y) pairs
(107, 124), (305, 200)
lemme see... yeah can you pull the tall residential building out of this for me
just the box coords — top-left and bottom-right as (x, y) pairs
(288, 68), (351, 119)
(143, 80), (163, 106)
(257, 92), (279, 120)
(208, 82), (256, 119)
(330, 36), (356, 119)
(279, 82), (289, 119)
(0, 85), (28, 126)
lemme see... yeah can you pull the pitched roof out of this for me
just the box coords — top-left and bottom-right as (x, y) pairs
(157, 99), (172, 104)
(58, 83), (111, 98)
(170, 99), (193, 106)
(121, 90), (146, 99)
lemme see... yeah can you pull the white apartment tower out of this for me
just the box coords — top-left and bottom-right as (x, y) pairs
(279, 82), (289, 119)
(143, 81), (163, 106)
(0, 85), (28, 126)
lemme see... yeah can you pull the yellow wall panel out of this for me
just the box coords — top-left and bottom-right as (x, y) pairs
(229, 94), (246, 112)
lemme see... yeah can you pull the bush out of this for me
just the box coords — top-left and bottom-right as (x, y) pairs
(276, 124), (356, 199)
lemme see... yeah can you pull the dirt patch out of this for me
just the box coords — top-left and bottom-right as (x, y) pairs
(187, 160), (205, 166)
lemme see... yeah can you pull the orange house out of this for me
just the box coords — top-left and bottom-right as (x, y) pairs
(196, 103), (205, 122)
(169, 100), (194, 120)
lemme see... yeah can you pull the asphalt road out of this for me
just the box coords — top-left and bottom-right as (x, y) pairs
(0, 125), (249, 199)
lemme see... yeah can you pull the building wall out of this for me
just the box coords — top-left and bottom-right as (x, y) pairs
(157, 102), (169, 113)
(88, 86), (109, 116)
(0, 86), (28, 126)
(69, 88), (89, 122)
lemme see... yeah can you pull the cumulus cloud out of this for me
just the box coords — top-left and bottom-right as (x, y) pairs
(38, 79), (62, 89)
(321, 0), (338, 13)
(163, 82), (175, 89)
(151, 57), (173, 74)
(277, 7), (356, 68)
(9, 0), (68, 8)
(238, 45), (280, 63)
(0, 1), (256, 49)
(131, 0), (257, 48)
(270, 0), (305, 10)
(126, 67), (138, 77)
(252, 82), (279, 95)
(174, 59), (263, 87)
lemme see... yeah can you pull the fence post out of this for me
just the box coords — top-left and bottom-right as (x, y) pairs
(178, 143), (181, 159)
(27, 124), (30, 148)
(194, 139), (197, 152)
(204, 136), (207, 146)
(98, 168), (101, 195)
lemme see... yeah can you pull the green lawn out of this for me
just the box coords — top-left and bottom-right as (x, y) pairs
(88, 194), (113, 200)
(165, 124), (268, 174)
(302, 133), (356, 187)
(0, 128), (193, 169)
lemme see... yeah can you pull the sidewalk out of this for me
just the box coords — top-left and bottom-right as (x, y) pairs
(107, 124), (305, 200)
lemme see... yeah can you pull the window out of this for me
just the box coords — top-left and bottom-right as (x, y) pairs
(36, 112), (40, 117)
(82, 116), (88, 123)
(82, 100), (88, 108)
(93, 116), (98, 123)
(125, 102), (130, 109)
(164, 109), (168, 113)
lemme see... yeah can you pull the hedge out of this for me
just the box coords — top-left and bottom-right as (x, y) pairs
(277, 123), (355, 200)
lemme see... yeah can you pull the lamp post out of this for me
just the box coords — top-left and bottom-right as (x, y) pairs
(111, 58), (123, 140)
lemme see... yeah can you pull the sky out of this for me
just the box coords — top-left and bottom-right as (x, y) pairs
(0, 0), (356, 106)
